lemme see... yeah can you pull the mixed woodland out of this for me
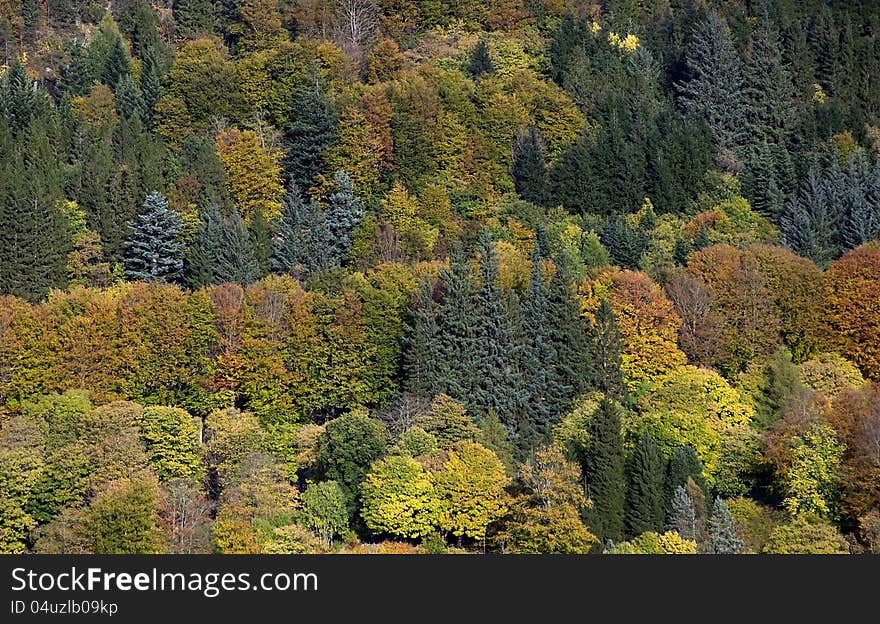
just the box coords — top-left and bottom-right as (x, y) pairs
(2, 0), (880, 554)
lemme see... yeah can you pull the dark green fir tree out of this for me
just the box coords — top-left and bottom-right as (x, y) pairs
(676, 9), (746, 157)
(625, 430), (666, 537)
(283, 80), (336, 190)
(588, 299), (626, 402)
(511, 126), (548, 206)
(270, 184), (332, 278)
(468, 40), (494, 78)
(581, 398), (627, 543)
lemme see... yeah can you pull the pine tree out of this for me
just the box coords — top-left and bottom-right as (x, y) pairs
(780, 168), (839, 267)
(472, 230), (525, 437)
(248, 208), (272, 277)
(324, 171), (364, 267)
(270, 185), (332, 278)
(511, 126), (548, 206)
(283, 81), (336, 190)
(588, 299), (626, 402)
(625, 431), (666, 537)
(187, 202), (260, 287)
(468, 40), (494, 78)
(545, 264), (592, 406)
(434, 243), (479, 406)
(676, 9), (746, 157)
(668, 485), (698, 542)
(124, 192), (184, 283)
(404, 279), (442, 396)
(103, 36), (132, 92)
(581, 398), (627, 543)
(519, 250), (557, 451)
(115, 73), (143, 121)
(708, 496), (743, 554)
(139, 44), (162, 119)
(743, 9), (797, 166)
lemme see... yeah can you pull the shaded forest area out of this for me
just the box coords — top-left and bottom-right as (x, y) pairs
(2, 0), (880, 554)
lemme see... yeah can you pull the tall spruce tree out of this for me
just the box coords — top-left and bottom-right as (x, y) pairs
(270, 184), (332, 278)
(519, 250), (557, 451)
(581, 398), (627, 543)
(743, 9), (797, 168)
(600, 215), (645, 270)
(625, 431), (666, 537)
(187, 202), (260, 287)
(708, 496), (743, 554)
(139, 44), (162, 119)
(676, 9), (746, 157)
(248, 209), (272, 277)
(842, 152), (880, 249)
(588, 299), (626, 402)
(472, 231), (525, 437)
(103, 36), (132, 92)
(124, 192), (184, 283)
(511, 126), (548, 206)
(404, 279), (442, 396)
(0, 130), (72, 301)
(434, 243), (479, 406)
(283, 81), (336, 190)
(324, 171), (364, 267)
(468, 40), (494, 77)
(668, 485), (699, 542)
(780, 168), (839, 267)
(545, 263), (592, 404)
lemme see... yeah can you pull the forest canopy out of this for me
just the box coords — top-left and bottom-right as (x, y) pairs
(1, 0), (880, 554)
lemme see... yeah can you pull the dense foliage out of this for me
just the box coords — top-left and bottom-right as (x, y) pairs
(2, 0), (879, 554)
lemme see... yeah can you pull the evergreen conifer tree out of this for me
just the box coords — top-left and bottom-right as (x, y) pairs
(625, 431), (666, 537)
(468, 40), (494, 77)
(283, 81), (336, 190)
(665, 445), (705, 518)
(677, 10), (746, 157)
(103, 36), (132, 92)
(404, 279), (442, 396)
(511, 126), (548, 206)
(324, 171), (364, 267)
(472, 231), (525, 436)
(434, 243), (479, 406)
(270, 184), (332, 278)
(546, 264), (592, 405)
(124, 192), (184, 283)
(582, 398), (627, 543)
(187, 202), (259, 286)
(743, 9), (797, 167)
(708, 496), (743, 554)
(588, 299), (626, 402)
(139, 44), (162, 118)
(520, 250), (557, 450)
(248, 209), (272, 277)
(115, 73), (143, 121)
(780, 168), (839, 267)
(668, 485), (698, 542)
